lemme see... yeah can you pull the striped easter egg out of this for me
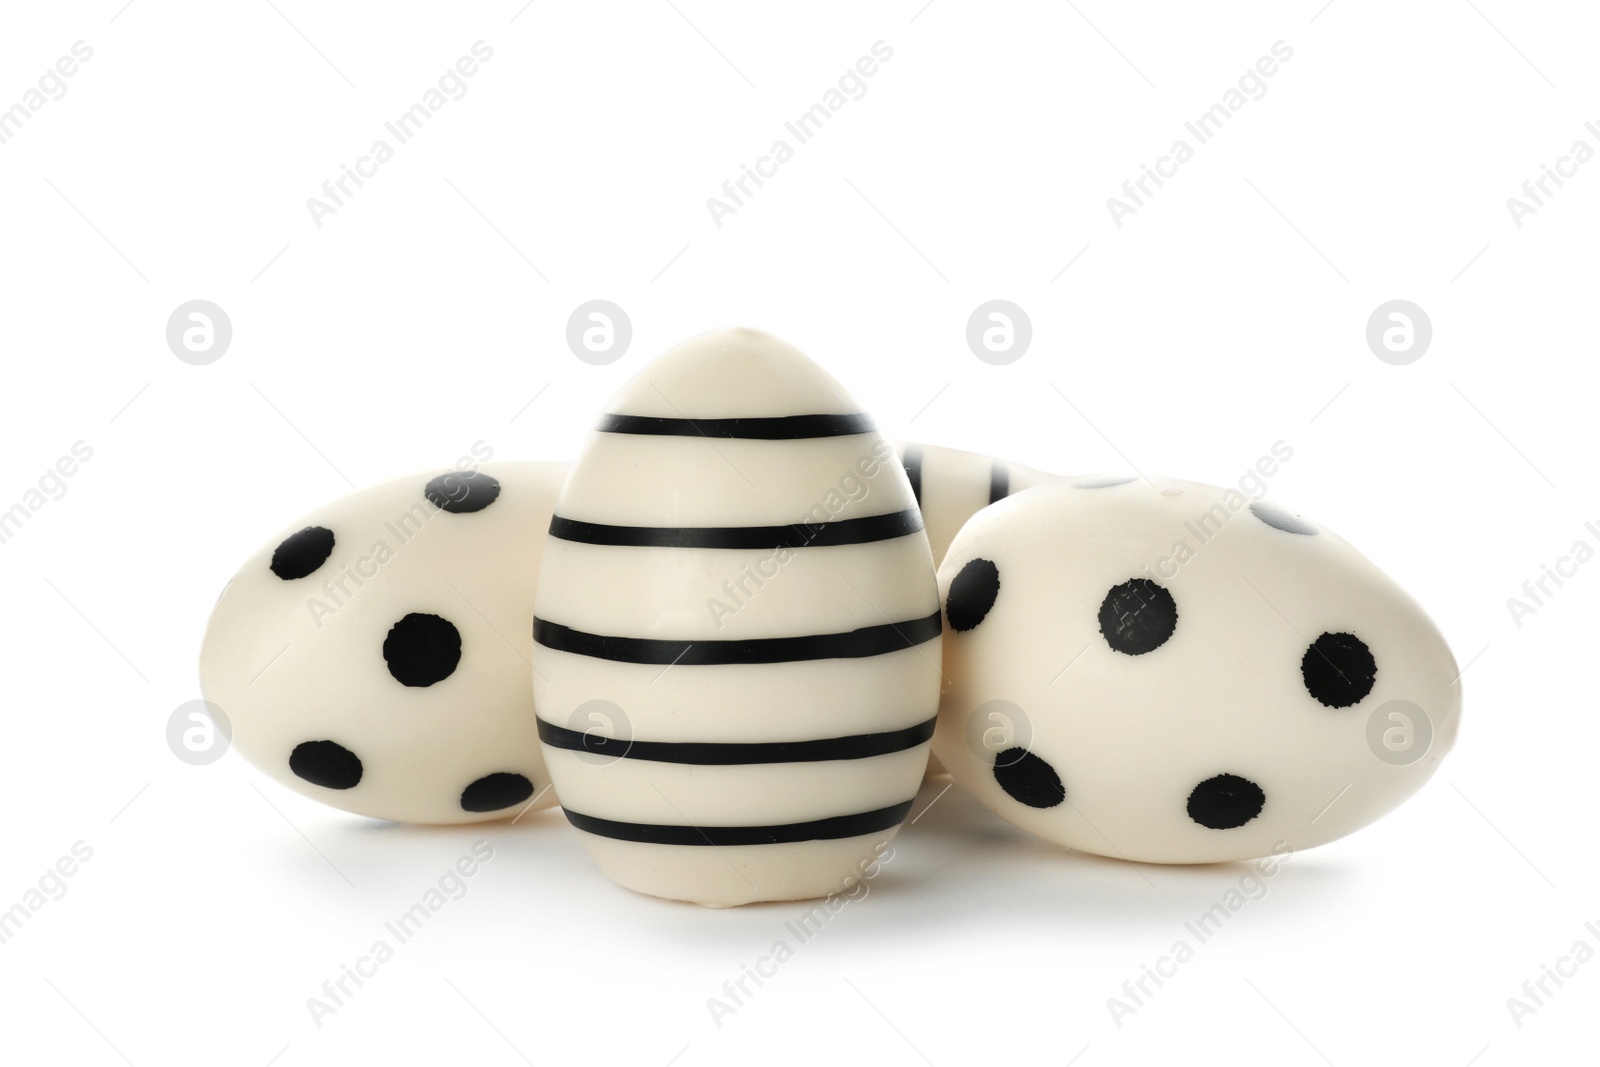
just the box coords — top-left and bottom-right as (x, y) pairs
(893, 441), (1054, 566)
(531, 328), (943, 906)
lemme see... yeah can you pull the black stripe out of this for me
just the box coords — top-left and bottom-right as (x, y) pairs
(532, 610), (941, 665)
(537, 715), (936, 765)
(902, 445), (923, 505)
(988, 461), (1010, 504)
(561, 799), (915, 846)
(547, 509), (923, 550)
(595, 412), (875, 439)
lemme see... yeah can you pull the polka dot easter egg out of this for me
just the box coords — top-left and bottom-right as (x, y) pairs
(888, 441), (1057, 780)
(531, 328), (943, 906)
(932, 476), (1461, 864)
(200, 461), (567, 824)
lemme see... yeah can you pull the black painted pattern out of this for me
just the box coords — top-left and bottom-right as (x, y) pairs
(547, 509), (923, 550)
(595, 412), (875, 439)
(561, 799), (916, 846)
(533, 610), (942, 666)
(537, 716), (936, 765)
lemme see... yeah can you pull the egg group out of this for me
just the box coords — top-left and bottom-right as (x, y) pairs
(197, 325), (1462, 905)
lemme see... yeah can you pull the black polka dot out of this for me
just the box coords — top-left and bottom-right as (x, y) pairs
(993, 748), (1065, 808)
(383, 613), (462, 687)
(1187, 773), (1265, 829)
(425, 470), (501, 514)
(1301, 631), (1377, 707)
(1097, 578), (1178, 655)
(1072, 475), (1136, 489)
(946, 558), (1001, 631)
(1250, 501), (1318, 536)
(289, 740), (363, 790)
(270, 526), (335, 580)
(460, 772), (534, 813)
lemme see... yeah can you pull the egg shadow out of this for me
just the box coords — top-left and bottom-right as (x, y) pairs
(292, 775), (1358, 955)
(848, 777), (1361, 943)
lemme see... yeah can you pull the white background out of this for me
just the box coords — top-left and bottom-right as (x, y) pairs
(0, 1), (1594, 1064)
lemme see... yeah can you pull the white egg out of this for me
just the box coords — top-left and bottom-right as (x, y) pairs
(200, 461), (566, 824)
(532, 328), (943, 905)
(891, 441), (1053, 567)
(933, 476), (1462, 863)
